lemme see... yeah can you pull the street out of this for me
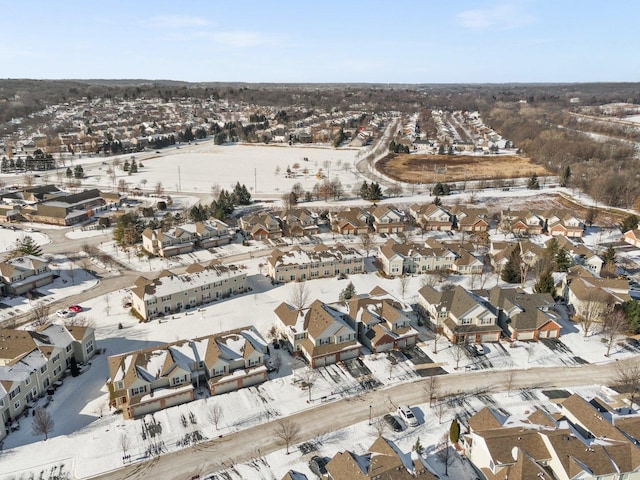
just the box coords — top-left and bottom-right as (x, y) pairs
(90, 359), (626, 480)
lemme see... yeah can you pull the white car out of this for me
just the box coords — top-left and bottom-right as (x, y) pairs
(397, 405), (418, 427)
(56, 309), (71, 318)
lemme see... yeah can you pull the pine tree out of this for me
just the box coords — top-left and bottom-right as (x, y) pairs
(621, 214), (639, 233)
(527, 173), (540, 190)
(66, 167), (73, 178)
(534, 268), (555, 294)
(11, 236), (43, 257)
(554, 247), (572, 272)
(339, 282), (356, 301)
(501, 245), (522, 284)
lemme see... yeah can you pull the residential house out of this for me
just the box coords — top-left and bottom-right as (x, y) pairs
(624, 229), (640, 248)
(450, 205), (490, 232)
(325, 436), (437, 479)
(409, 203), (453, 231)
(274, 299), (360, 367)
(141, 227), (195, 257)
(418, 285), (501, 343)
(279, 208), (319, 237)
(499, 210), (544, 236)
(0, 255), (53, 295)
(329, 208), (371, 236)
(378, 238), (481, 277)
(107, 326), (268, 419)
(490, 240), (544, 273)
(335, 287), (418, 353)
(562, 265), (630, 318)
(478, 286), (561, 341)
(267, 244), (363, 283)
(180, 220), (233, 249)
(543, 209), (584, 238)
(464, 395), (640, 480)
(370, 205), (405, 234)
(238, 211), (282, 240)
(548, 236), (603, 275)
(0, 324), (97, 437)
(131, 263), (246, 320)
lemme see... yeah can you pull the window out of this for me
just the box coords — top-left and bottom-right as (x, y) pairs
(461, 318), (472, 325)
(25, 376), (31, 386)
(131, 385), (147, 396)
(52, 354), (60, 363)
(66, 344), (72, 353)
(40, 364), (47, 374)
(86, 340), (95, 355)
(53, 366), (62, 376)
(9, 387), (20, 399)
(14, 401), (20, 410)
(161, 295), (171, 302)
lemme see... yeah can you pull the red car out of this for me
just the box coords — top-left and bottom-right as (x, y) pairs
(68, 305), (83, 313)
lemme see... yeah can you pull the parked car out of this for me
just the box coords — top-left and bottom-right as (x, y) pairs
(397, 405), (418, 427)
(68, 305), (83, 313)
(308, 455), (328, 477)
(56, 309), (71, 318)
(470, 344), (487, 356)
(383, 413), (403, 432)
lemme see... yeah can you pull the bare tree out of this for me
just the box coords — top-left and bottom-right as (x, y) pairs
(578, 292), (612, 337)
(358, 232), (373, 258)
(154, 181), (165, 196)
(207, 402), (223, 430)
(299, 368), (318, 402)
(436, 431), (454, 476)
(615, 360), (640, 413)
(505, 370), (516, 397)
(452, 343), (467, 370)
(32, 408), (55, 441)
(119, 432), (131, 461)
(289, 281), (311, 312)
(371, 416), (388, 436)
(423, 375), (439, 407)
(274, 419), (300, 455)
(434, 399), (449, 425)
(30, 301), (50, 326)
(398, 275), (410, 301)
(210, 183), (221, 199)
(603, 309), (630, 357)
(64, 315), (96, 328)
(104, 293), (111, 317)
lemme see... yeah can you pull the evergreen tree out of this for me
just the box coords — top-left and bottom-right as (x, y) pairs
(210, 189), (235, 220)
(621, 214), (639, 233)
(11, 235), (43, 257)
(559, 165), (571, 187)
(113, 213), (143, 247)
(66, 167), (73, 178)
(534, 268), (555, 295)
(438, 144), (445, 155)
(232, 182), (252, 205)
(602, 246), (616, 265)
(433, 196), (442, 206)
(69, 357), (80, 377)
(73, 165), (84, 178)
(501, 245), (522, 283)
(554, 247), (572, 272)
(130, 159), (138, 173)
(189, 205), (209, 222)
(339, 282), (356, 301)
(449, 418), (460, 444)
(527, 173), (540, 190)
(368, 182), (382, 201)
(359, 181), (370, 199)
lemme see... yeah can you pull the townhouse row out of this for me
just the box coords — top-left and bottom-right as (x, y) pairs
(107, 326), (267, 419)
(0, 324), (96, 441)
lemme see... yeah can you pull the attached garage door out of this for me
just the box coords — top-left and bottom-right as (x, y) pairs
(547, 330), (558, 338)
(214, 381), (238, 395)
(339, 350), (358, 362)
(481, 333), (497, 342)
(517, 331), (535, 341)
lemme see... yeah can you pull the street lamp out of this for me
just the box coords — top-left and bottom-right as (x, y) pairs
(369, 405), (372, 425)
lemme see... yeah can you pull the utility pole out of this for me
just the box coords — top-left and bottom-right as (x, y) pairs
(178, 166), (181, 192)
(254, 167), (257, 193)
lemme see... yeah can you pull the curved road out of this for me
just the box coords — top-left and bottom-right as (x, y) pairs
(89, 359), (629, 480)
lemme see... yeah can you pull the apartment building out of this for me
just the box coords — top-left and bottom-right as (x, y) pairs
(131, 263), (247, 320)
(0, 324), (96, 441)
(267, 244), (364, 283)
(142, 220), (232, 257)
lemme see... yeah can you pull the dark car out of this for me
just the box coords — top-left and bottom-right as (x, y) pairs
(308, 455), (328, 477)
(384, 413), (403, 432)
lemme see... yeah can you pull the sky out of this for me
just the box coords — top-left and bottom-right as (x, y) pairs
(1, 0), (638, 84)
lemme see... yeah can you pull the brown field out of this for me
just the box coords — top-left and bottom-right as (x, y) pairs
(377, 153), (552, 184)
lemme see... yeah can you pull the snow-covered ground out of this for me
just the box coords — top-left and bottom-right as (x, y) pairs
(2, 142), (640, 479)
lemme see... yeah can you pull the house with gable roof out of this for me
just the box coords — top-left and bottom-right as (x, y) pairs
(418, 285), (501, 344)
(409, 203), (453, 231)
(267, 243), (363, 283)
(562, 265), (630, 318)
(107, 326), (267, 418)
(329, 208), (371, 235)
(274, 299), (360, 368)
(325, 435), (438, 479)
(0, 255), (53, 295)
(335, 286), (418, 353)
(548, 236), (603, 275)
(477, 286), (561, 341)
(370, 205), (405, 234)
(624, 229), (640, 248)
(279, 208), (319, 237)
(238, 211), (282, 240)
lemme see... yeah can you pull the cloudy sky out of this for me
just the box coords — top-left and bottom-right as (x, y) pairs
(1, 0), (637, 83)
